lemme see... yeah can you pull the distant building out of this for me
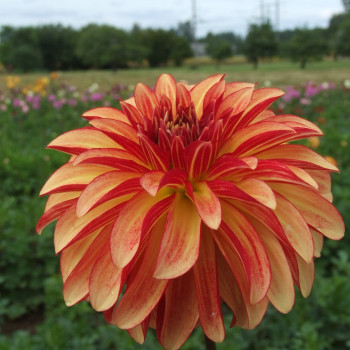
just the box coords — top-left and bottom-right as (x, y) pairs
(191, 42), (206, 57)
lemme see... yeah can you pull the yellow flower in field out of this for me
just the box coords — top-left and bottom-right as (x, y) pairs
(38, 74), (344, 350)
(6, 76), (20, 89)
(308, 137), (320, 149)
(50, 71), (59, 80)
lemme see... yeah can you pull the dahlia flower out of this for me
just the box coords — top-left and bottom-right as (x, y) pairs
(37, 74), (344, 349)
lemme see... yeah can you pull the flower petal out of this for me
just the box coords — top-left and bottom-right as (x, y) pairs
(157, 272), (198, 350)
(188, 181), (222, 230)
(271, 184), (345, 240)
(82, 107), (130, 124)
(193, 227), (225, 342)
(47, 127), (120, 155)
(154, 193), (201, 279)
(112, 219), (168, 329)
(89, 241), (123, 311)
(135, 83), (159, 119)
(155, 74), (176, 118)
(140, 171), (165, 196)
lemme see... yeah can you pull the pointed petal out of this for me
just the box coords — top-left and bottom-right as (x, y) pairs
(47, 127), (120, 155)
(271, 184), (345, 240)
(82, 107), (130, 124)
(193, 227), (225, 342)
(140, 171), (165, 196)
(54, 198), (123, 253)
(111, 190), (170, 268)
(155, 74), (176, 118)
(154, 193), (201, 279)
(236, 178), (276, 209)
(256, 144), (339, 172)
(40, 163), (112, 196)
(311, 229), (324, 257)
(89, 241), (123, 311)
(60, 229), (101, 282)
(170, 136), (186, 169)
(274, 192), (314, 262)
(257, 223), (295, 313)
(215, 87), (254, 120)
(139, 134), (169, 171)
(89, 119), (139, 143)
(186, 141), (213, 180)
(157, 272), (198, 350)
(72, 148), (149, 172)
(112, 219), (168, 329)
(76, 171), (139, 217)
(135, 83), (159, 119)
(220, 122), (295, 157)
(190, 74), (224, 118)
(220, 201), (271, 304)
(127, 318), (150, 344)
(63, 225), (110, 306)
(296, 255), (315, 297)
(189, 181), (221, 229)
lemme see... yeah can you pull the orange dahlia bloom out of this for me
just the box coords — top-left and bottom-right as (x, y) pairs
(37, 74), (344, 349)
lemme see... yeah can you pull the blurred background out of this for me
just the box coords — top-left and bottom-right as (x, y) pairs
(0, 0), (349, 349)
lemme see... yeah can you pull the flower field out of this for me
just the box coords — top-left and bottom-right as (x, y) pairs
(1, 71), (350, 350)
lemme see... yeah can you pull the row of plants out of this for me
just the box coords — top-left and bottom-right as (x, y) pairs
(0, 74), (349, 349)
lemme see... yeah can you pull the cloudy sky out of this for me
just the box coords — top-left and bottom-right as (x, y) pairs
(0, 0), (344, 37)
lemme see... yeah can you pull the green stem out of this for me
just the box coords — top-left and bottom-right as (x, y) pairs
(204, 335), (217, 350)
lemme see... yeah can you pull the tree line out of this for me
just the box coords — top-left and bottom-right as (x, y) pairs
(0, 9), (349, 72)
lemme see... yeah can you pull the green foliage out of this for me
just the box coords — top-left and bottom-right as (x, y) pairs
(286, 28), (329, 69)
(205, 35), (233, 65)
(244, 21), (278, 69)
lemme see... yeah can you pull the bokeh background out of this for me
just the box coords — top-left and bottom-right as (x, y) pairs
(1, 1), (350, 349)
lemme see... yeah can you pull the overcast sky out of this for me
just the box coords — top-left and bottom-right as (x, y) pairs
(0, 0), (344, 37)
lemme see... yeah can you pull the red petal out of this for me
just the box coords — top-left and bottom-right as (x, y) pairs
(189, 181), (221, 229)
(157, 272), (198, 349)
(89, 241), (123, 311)
(274, 192), (314, 262)
(89, 118), (139, 143)
(110, 190), (171, 268)
(154, 193), (201, 279)
(256, 144), (339, 172)
(190, 74), (224, 118)
(220, 201), (271, 304)
(257, 223), (295, 313)
(63, 225), (110, 306)
(40, 163), (113, 196)
(236, 178), (276, 209)
(54, 198), (123, 253)
(112, 220), (168, 329)
(139, 134), (169, 171)
(271, 183), (344, 240)
(170, 136), (186, 169)
(135, 83), (159, 119)
(155, 74), (176, 119)
(193, 227), (225, 342)
(215, 87), (254, 121)
(76, 171), (139, 216)
(140, 171), (165, 196)
(82, 107), (130, 124)
(186, 141), (213, 180)
(47, 127), (120, 155)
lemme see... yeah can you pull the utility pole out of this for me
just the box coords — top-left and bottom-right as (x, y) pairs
(192, 0), (197, 41)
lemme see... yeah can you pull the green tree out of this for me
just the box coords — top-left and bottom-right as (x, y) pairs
(36, 25), (78, 70)
(0, 26), (43, 71)
(206, 35), (233, 66)
(287, 27), (328, 69)
(76, 24), (129, 69)
(328, 13), (350, 58)
(244, 21), (278, 69)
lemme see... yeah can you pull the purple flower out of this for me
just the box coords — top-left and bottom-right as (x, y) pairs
(304, 83), (319, 98)
(68, 98), (77, 106)
(282, 86), (300, 102)
(90, 93), (105, 102)
(48, 94), (57, 102)
(53, 100), (63, 109)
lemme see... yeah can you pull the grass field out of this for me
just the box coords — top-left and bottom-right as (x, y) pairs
(1, 59), (350, 91)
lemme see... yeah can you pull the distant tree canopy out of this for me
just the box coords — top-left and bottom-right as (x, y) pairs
(0, 9), (349, 73)
(0, 24), (192, 71)
(286, 27), (329, 69)
(244, 21), (278, 69)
